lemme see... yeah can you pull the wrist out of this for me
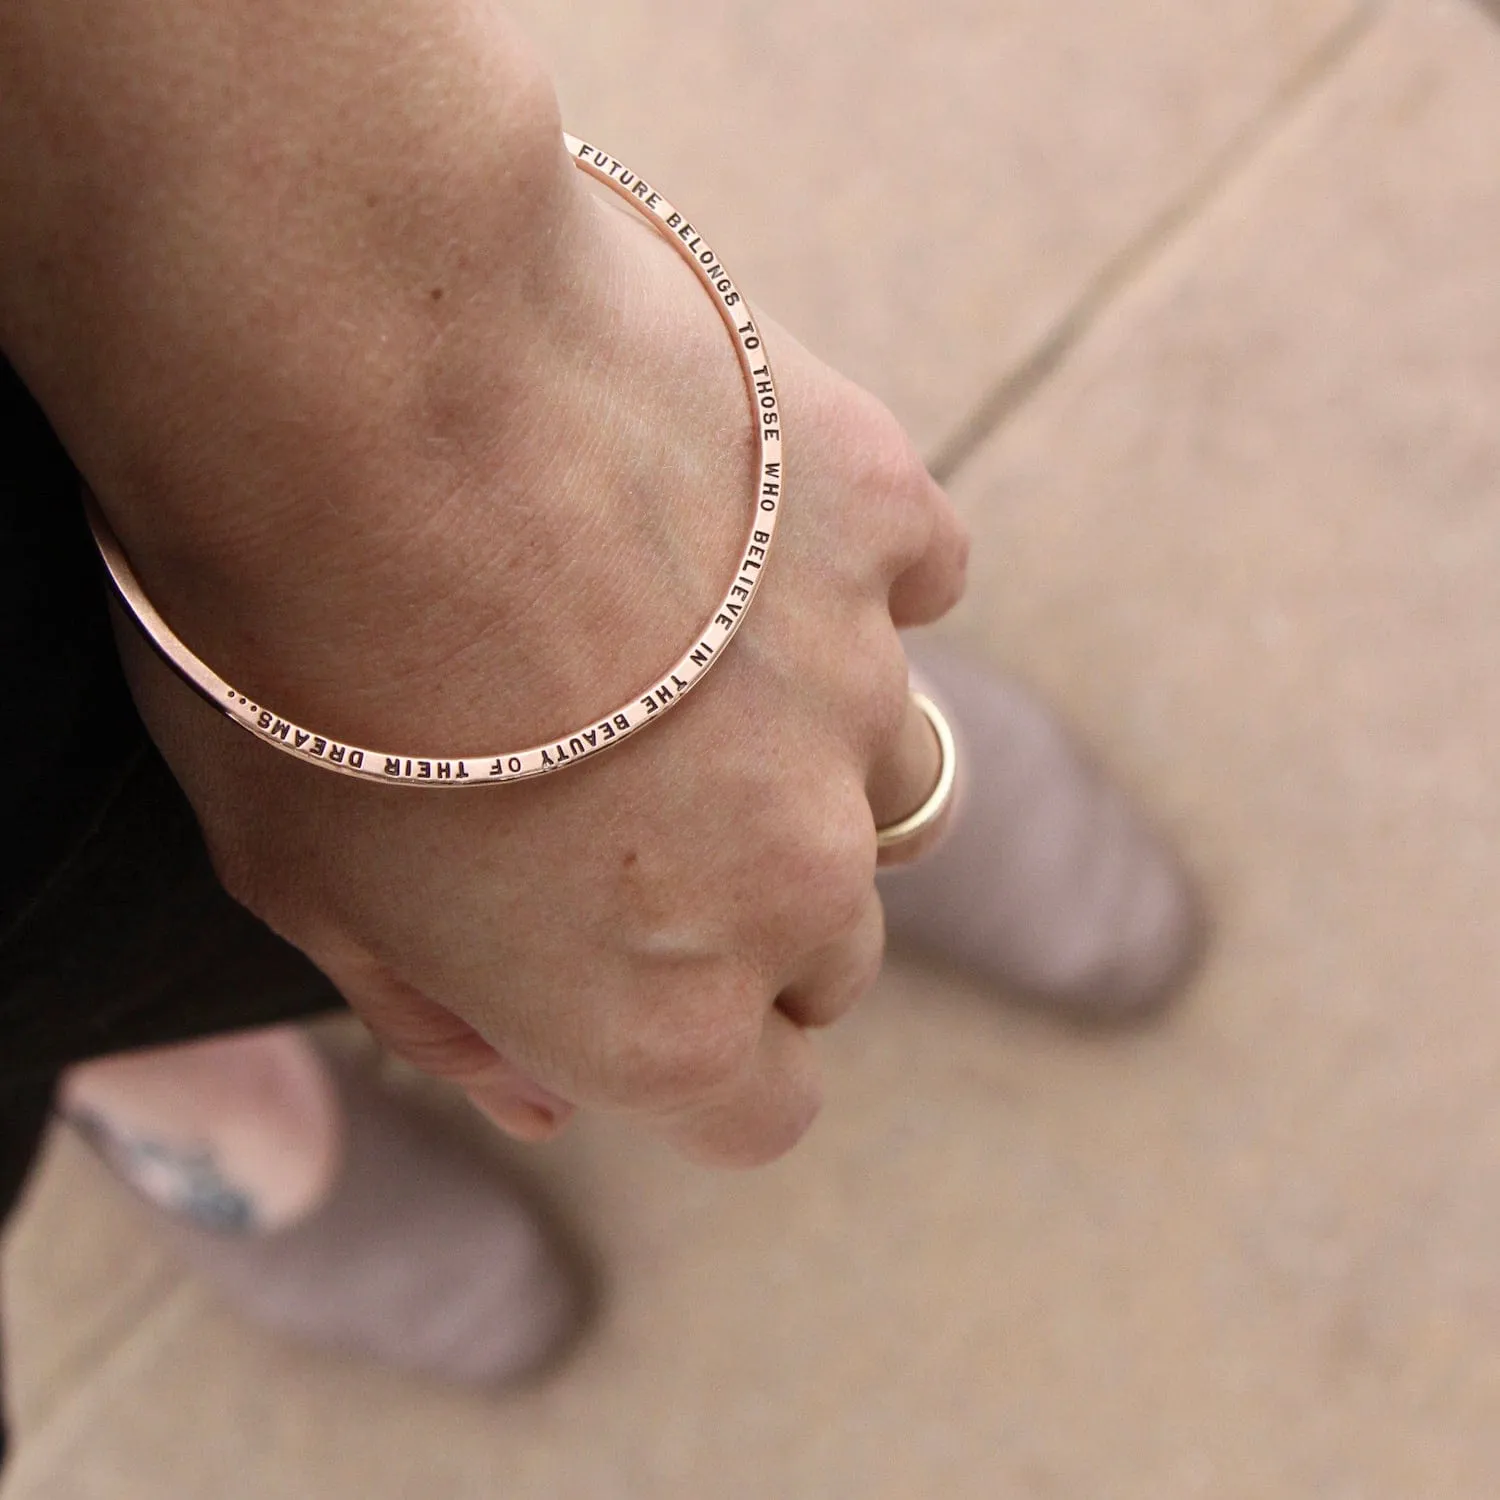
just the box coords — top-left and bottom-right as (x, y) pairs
(100, 181), (756, 760)
(0, 0), (681, 745)
(0, 0), (578, 555)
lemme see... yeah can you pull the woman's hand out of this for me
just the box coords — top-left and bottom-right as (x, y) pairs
(1, 0), (966, 1165)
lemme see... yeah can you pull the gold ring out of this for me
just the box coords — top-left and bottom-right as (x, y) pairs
(875, 691), (958, 864)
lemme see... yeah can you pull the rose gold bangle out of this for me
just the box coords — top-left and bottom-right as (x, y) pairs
(87, 133), (783, 788)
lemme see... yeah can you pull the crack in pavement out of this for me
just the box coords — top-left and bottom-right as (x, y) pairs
(926, 0), (1388, 488)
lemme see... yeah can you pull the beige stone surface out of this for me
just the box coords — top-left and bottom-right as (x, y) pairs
(2, 1134), (177, 1439)
(10, 0), (1500, 1495)
(508, 0), (1365, 453)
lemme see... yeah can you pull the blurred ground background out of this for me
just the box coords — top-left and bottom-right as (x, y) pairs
(6, 0), (1500, 1493)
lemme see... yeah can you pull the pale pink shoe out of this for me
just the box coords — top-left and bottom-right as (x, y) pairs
(70, 1052), (590, 1383)
(881, 641), (1205, 1016)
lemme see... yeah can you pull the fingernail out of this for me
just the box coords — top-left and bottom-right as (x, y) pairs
(472, 1093), (574, 1143)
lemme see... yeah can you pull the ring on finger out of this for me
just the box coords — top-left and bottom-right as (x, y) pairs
(874, 691), (958, 865)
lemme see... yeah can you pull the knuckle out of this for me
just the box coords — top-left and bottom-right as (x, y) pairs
(836, 896), (889, 995)
(866, 634), (914, 750)
(931, 506), (971, 615)
(855, 409), (933, 530)
(610, 979), (765, 1109)
(771, 793), (877, 946)
(832, 612), (912, 759)
(829, 384), (931, 519)
(823, 382), (962, 608)
(725, 1080), (824, 1168)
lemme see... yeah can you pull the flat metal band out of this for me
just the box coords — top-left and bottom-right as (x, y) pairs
(873, 693), (958, 853)
(87, 132), (784, 788)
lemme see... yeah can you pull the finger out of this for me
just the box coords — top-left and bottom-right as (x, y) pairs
(887, 472), (970, 629)
(776, 888), (886, 1029)
(649, 1008), (824, 1169)
(464, 1065), (577, 1144)
(318, 949), (576, 1143)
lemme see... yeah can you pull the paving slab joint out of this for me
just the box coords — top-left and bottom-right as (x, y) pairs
(926, 0), (1388, 487)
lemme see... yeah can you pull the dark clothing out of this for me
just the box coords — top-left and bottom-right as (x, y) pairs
(0, 355), (339, 1470)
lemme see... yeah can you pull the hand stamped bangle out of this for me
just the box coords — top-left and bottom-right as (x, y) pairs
(87, 133), (783, 788)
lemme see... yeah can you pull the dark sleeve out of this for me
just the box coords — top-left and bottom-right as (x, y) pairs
(0, 350), (142, 1478)
(0, 354), (146, 922)
(0, 355), (344, 1476)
